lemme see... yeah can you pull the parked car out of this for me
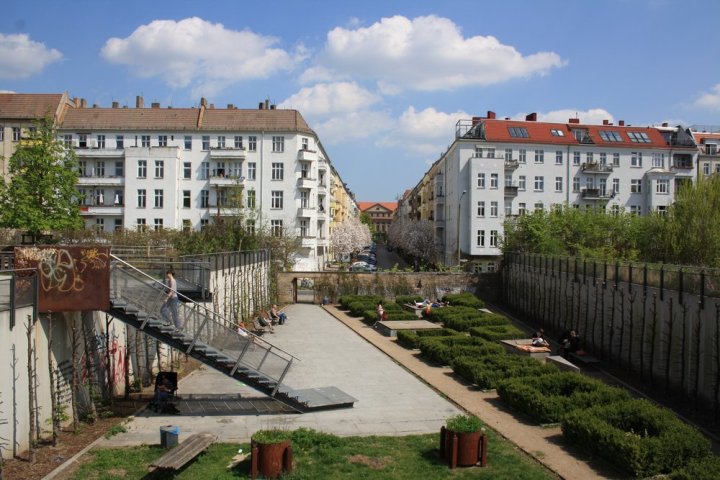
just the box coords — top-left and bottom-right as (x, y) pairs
(350, 261), (377, 272)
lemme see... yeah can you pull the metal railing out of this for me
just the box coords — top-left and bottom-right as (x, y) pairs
(0, 269), (38, 329)
(110, 255), (297, 391)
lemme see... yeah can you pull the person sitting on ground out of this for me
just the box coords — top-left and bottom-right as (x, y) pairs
(257, 311), (275, 333)
(531, 328), (550, 347)
(560, 329), (581, 357)
(270, 304), (287, 325)
(431, 298), (443, 308)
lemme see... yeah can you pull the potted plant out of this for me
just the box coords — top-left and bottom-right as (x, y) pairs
(250, 429), (293, 479)
(440, 414), (487, 468)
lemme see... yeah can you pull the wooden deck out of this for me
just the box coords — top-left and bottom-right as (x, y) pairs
(150, 433), (217, 470)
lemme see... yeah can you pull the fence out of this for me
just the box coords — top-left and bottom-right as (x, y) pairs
(502, 252), (720, 419)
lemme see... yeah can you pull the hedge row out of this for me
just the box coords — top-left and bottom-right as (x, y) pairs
(396, 328), (459, 349)
(562, 399), (711, 477)
(670, 455), (720, 480)
(417, 335), (504, 366)
(469, 324), (526, 341)
(451, 354), (557, 390)
(496, 372), (630, 424)
(394, 294), (424, 306)
(361, 309), (418, 325)
(441, 292), (485, 309)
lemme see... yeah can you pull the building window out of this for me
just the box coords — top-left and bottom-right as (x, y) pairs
(246, 219), (255, 235)
(628, 131), (651, 143)
(141, 135), (150, 147)
(184, 136), (192, 150)
(0, 126), (3, 141)
(487, 148), (496, 158)
(300, 190), (310, 208)
(116, 135), (124, 149)
(271, 219), (283, 236)
(508, 127), (529, 138)
(114, 189), (123, 206)
(302, 137), (309, 150)
(201, 161), (209, 180)
(61, 134), (72, 147)
(534, 149), (544, 163)
(77, 134), (87, 148)
(487, 262), (496, 272)
(158, 135), (167, 147)
(490, 230), (498, 247)
(657, 205), (668, 215)
(248, 162), (256, 180)
(137, 160), (147, 178)
(217, 135), (225, 148)
(136, 218), (147, 232)
(612, 178), (620, 194)
(630, 205), (641, 215)
(247, 189), (256, 209)
(477, 230), (485, 247)
(272, 136), (284, 152)
(573, 152), (581, 165)
(271, 190), (283, 209)
(518, 175), (526, 190)
(555, 151), (563, 165)
(586, 177), (595, 189)
(248, 136), (257, 151)
(504, 148), (513, 161)
(114, 218), (123, 231)
(518, 149), (526, 163)
(534, 176), (544, 191)
(154, 189), (164, 208)
(271, 162), (284, 180)
(631, 152), (642, 167)
(704, 163), (711, 175)
(505, 174), (513, 187)
(550, 129), (565, 137)
(114, 161), (123, 177)
(97, 135), (105, 149)
(95, 161), (105, 177)
(599, 178), (607, 195)
(137, 189), (146, 208)
(555, 176), (563, 192)
(534, 201), (544, 212)
(183, 190), (191, 208)
(10, 127), (21, 142)
(300, 162), (310, 178)
(477, 173), (485, 188)
(490, 201), (498, 217)
(154, 218), (163, 231)
(518, 203), (526, 215)
(183, 162), (192, 179)
(154, 160), (164, 178)
(652, 153), (665, 168)
(200, 190), (209, 208)
(299, 219), (309, 237)
(656, 179), (669, 194)
(477, 201), (485, 217)
(599, 152), (607, 165)
(490, 173), (498, 189)
(202, 135), (210, 150)
(572, 177), (580, 192)
(234, 135), (243, 149)
(631, 179), (642, 193)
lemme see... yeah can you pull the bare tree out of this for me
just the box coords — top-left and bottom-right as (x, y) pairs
(70, 320), (81, 430)
(25, 315), (36, 463)
(47, 314), (59, 446)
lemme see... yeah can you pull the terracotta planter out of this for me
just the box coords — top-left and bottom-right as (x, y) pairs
(250, 440), (293, 479)
(440, 426), (487, 468)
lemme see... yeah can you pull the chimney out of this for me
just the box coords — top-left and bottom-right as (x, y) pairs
(258, 102), (264, 110)
(264, 99), (270, 110)
(505, 117), (510, 120)
(112, 101), (119, 109)
(151, 102), (160, 108)
(619, 120), (625, 126)
(603, 120), (609, 125)
(136, 96), (144, 108)
(80, 98), (87, 108)
(270, 104), (276, 110)
(200, 97), (208, 108)
(227, 103), (234, 109)
(209, 104), (215, 109)
(92, 103), (98, 108)
(662, 122), (668, 127)
(569, 118), (580, 124)
(487, 110), (496, 119)
(73, 97), (79, 106)
(525, 112), (537, 121)
(471, 116), (482, 126)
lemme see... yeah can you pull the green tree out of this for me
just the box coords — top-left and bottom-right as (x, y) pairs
(0, 117), (82, 237)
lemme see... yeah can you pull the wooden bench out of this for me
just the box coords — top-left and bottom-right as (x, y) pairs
(151, 433), (217, 470)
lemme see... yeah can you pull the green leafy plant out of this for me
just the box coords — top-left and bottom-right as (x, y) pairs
(252, 429), (293, 444)
(446, 414), (483, 433)
(104, 424), (127, 439)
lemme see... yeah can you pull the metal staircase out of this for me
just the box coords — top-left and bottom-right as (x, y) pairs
(107, 255), (356, 412)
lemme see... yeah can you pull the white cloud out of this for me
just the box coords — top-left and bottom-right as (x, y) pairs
(280, 82), (380, 116)
(303, 15), (565, 93)
(313, 110), (394, 143)
(101, 17), (306, 94)
(0, 33), (62, 79)
(693, 83), (720, 110)
(513, 108), (614, 125)
(380, 106), (469, 155)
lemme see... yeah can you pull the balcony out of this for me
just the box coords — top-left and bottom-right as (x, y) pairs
(297, 206), (315, 217)
(297, 176), (316, 189)
(209, 172), (245, 187)
(504, 185), (519, 196)
(75, 147), (124, 158)
(297, 148), (318, 162)
(317, 183), (328, 195)
(300, 236), (316, 247)
(77, 175), (124, 186)
(581, 188), (611, 200)
(208, 204), (240, 216)
(209, 147), (245, 159)
(504, 160), (519, 170)
(79, 205), (124, 216)
(582, 162), (613, 174)
(671, 162), (693, 171)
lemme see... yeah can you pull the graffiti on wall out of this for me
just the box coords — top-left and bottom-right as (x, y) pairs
(15, 246), (110, 312)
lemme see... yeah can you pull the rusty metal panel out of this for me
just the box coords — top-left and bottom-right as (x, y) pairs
(14, 246), (110, 312)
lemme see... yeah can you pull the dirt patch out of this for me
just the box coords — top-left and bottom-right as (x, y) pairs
(346, 454), (394, 470)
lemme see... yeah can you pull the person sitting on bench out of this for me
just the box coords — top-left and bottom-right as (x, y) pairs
(531, 328), (550, 347)
(559, 330), (581, 357)
(270, 304), (287, 325)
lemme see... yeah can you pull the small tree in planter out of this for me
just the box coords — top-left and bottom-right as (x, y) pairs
(440, 414), (488, 468)
(251, 429), (293, 479)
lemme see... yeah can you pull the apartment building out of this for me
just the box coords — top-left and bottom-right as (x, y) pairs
(358, 202), (397, 235)
(0, 93), (357, 271)
(405, 111), (698, 270)
(692, 130), (720, 178)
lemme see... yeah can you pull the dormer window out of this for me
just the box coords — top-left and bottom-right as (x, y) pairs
(508, 127), (529, 138)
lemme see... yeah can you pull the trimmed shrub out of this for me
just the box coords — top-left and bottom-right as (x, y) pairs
(496, 372), (630, 424)
(670, 455), (720, 480)
(562, 399), (711, 477)
(451, 355), (557, 390)
(339, 294), (382, 309)
(418, 336), (504, 366)
(426, 306), (480, 324)
(442, 292), (485, 309)
(397, 328), (461, 350)
(469, 324), (526, 341)
(442, 312), (512, 332)
(395, 295), (424, 306)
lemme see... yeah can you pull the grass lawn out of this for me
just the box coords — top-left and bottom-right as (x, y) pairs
(70, 428), (555, 479)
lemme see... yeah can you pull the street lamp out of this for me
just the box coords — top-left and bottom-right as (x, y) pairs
(457, 190), (466, 266)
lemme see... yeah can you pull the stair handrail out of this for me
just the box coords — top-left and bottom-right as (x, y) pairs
(110, 253), (299, 361)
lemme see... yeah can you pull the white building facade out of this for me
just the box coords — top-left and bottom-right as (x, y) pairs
(409, 112), (698, 270)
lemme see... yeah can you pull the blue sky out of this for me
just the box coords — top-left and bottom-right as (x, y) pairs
(2, 0), (720, 201)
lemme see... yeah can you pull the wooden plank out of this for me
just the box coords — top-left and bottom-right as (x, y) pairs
(151, 433), (217, 470)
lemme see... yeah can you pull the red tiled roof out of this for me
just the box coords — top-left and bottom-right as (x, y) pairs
(0, 93), (66, 120)
(481, 118), (681, 149)
(693, 132), (720, 144)
(358, 201), (397, 212)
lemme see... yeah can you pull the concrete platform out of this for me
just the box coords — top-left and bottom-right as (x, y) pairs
(375, 319), (442, 337)
(501, 339), (551, 361)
